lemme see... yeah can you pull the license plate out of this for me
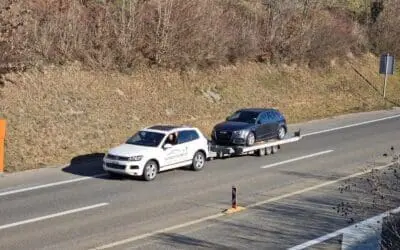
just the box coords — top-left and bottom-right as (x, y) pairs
(107, 160), (119, 164)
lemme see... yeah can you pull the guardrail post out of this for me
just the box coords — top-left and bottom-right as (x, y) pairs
(0, 119), (6, 174)
(232, 185), (237, 209)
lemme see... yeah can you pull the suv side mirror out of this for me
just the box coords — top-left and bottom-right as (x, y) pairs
(163, 143), (172, 150)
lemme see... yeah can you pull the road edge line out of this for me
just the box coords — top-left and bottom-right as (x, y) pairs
(302, 114), (400, 137)
(0, 173), (108, 197)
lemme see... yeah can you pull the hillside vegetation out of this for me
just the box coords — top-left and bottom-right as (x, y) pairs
(1, 0), (399, 71)
(1, 0), (400, 172)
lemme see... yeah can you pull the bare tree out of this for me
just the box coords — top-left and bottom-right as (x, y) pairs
(0, 0), (395, 71)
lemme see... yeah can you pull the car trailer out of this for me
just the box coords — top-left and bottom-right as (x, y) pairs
(208, 130), (302, 159)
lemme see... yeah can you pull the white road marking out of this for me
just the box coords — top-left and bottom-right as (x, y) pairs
(261, 150), (334, 169)
(302, 113), (400, 137)
(92, 162), (394, 249)
(0, 203), (109, 230)
(0, 173), (108, 197)
(288, 205), (400, 250)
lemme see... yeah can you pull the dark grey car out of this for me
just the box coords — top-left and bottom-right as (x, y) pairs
(211, 108), (287, 146)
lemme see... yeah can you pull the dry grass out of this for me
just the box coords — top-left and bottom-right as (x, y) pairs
(1, 53), (400, 172)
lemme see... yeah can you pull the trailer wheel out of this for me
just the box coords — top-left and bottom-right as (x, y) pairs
(272, 145), (279, 154)
(257, 148), (266, 157)
(266, 146), (272, 155)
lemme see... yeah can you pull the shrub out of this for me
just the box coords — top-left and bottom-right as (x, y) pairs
(369, 0), (400, 58)
(0, 0), (388, 71)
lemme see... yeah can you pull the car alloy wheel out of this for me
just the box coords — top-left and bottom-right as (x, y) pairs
(192, 151), (205, 171)
(143, 161), (158, 181)
(278, 126), (286, 139)
(246, 132), (255, 146)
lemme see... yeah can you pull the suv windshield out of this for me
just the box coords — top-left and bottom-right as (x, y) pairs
(126, 131), (165, 147)
(227, 111), (259, 123)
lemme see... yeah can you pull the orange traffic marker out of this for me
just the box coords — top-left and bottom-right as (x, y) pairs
(223, 206), (246, 215)
(0, 119), (6, 173)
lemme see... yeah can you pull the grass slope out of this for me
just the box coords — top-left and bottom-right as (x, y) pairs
(1, 53), (399, 172)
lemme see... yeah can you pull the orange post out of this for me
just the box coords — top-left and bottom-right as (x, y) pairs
(0, 119), (6, 173)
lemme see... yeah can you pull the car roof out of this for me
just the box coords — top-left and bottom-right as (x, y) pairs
(143, 125), (197, 133)
(147, 125), (181, 131)
(236, 108), (278, 113)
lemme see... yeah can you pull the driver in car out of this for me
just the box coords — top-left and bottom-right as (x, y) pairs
(166, 132), (178, 145)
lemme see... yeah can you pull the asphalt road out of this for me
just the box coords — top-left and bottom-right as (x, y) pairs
(1, 108), (400, 250)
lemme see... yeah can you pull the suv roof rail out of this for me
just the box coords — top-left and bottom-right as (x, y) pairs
(142, 124), (196, 131)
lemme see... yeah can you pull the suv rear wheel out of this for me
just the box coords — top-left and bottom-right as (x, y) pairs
(192, 151), (206, 171)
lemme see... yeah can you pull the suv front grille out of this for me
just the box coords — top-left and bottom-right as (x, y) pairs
(107, 154), (130, 161)
(106, 163), (126, 170)
(216, 131), (232, 140)
(215, 130), (232, 145)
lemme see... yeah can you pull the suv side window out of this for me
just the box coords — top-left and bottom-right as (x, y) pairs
(178, 130), (199, 144)
(267, 111), (276, 121)
(258, 112), (268, 124)
(273, 110), (282, 119)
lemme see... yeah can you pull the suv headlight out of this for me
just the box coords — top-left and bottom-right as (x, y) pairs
(127, 155), (143, 161)
(233, 130), (248, 137)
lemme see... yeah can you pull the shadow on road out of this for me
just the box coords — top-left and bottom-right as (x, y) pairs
(62, 153), (106, 177)
(139, 168), (400, 249)
(61, 153), (147, 181)
(279, 170), (339, 181)
(61, 153), (180, 181)
(154, 233), (231, 249)
(142, 196), (349, 249)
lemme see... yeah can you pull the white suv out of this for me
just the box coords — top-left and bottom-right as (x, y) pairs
(103, 125), (210, 181)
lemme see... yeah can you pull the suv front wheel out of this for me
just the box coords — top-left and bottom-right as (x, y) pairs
(277, 126), (286, 140)
(142, 160), (158, 181)
(246, 132), (255, 146)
